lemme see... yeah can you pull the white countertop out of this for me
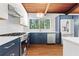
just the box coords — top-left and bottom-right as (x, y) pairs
(29, 32), (58, 33)
(0, 34), (28, 46)
(62, 37), (79, 45)
(19, 34), (28, 42)
(0, 36), (19, 46)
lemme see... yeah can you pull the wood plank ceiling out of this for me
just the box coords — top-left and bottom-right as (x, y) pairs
(22, 3), (79, 14)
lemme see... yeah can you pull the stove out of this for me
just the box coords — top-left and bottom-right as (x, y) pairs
(0, 32), (25, 36)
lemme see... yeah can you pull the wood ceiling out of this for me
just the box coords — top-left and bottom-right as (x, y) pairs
(22, 3), (79, 14)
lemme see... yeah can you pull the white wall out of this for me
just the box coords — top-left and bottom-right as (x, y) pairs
(0, 3), (29, 34)
(0, 20), (8, 34)
(9, 3), (29, 26)
(7, 15), (29, 33)
(0, 15), (29, 34)
(0, 3), (8, 19)
(28, 13), (63, 32)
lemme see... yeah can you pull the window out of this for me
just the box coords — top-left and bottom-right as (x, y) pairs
(30, 19), (39, 29)
(44, 19), (50, 29)
(40, 20), (44, 29)
(29, 19), (50, 29)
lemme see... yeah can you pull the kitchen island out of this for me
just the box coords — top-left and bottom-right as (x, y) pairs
(63, 37), (79, 56)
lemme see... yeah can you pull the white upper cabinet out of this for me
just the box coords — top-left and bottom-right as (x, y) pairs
(0, 3), (8, 20)
(8, 3), (28, 26)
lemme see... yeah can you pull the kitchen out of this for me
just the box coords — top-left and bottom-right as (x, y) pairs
(0, 3), (79, 56)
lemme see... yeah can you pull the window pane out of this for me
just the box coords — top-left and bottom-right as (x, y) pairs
(40, 20), (44, 29)
(30, 19), (39, 29)
(30, 19), (35, 29)
(44, 19), (50, 29)
(35, 19), (39, 29)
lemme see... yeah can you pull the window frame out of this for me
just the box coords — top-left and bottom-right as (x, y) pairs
(29, 18), (50, 29)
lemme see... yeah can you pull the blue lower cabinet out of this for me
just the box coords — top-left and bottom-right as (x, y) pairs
(40, 33), (47, 44)
(3, 46), (19, 56)
(29, 33), (47, 44)
(56, 33), (61, 44)
(0, 38), (20, 56)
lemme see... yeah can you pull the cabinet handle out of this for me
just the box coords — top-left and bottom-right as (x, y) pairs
(4, 43), (15, 49)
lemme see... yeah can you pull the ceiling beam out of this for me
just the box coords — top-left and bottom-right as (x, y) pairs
(65, 3), (79, 15)
(44, 3), (50, 15)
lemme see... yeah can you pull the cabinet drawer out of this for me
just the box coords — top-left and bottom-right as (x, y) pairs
(0, 38), (20, 55)
(3, 45), (20, 56)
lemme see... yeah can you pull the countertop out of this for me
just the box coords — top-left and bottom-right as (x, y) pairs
(62, 37), (79, 45)
(0, 33), (28, 46)
(0, 36), (19, 46)
(28, 32), (60, 34)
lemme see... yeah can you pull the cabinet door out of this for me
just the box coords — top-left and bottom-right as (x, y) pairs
(0, 38), (20, 56)
(39, 33), (47, 44)
(30, 33), (47, 44)
(30, 33), (42, 44)
(47, 33), (56, 43)
(0, 3), (8, 19)
(56, 33), (61, 44)
(3, 46), (20, 56)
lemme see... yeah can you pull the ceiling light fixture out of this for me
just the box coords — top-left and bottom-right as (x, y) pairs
(37, 13), (44, 18)
(37, 4), (50, 18)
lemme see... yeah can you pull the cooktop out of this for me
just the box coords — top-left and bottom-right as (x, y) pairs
(0, 32), (26, 36)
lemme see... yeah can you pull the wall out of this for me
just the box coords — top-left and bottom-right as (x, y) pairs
(0, 15), (29, 34)
(60, 15), (79, 37)
(9, 3), (29, 26)
(0, 20), (8, 34)
(0, 3), (29, 34)
(0, 3), (8, 19)
(60, 15), (74, 37)
(72, 15), (79, 37)
(7, 15), (29, 33)
(56, 15), (79, 37)
(28, 13), (64, 32)
(55, 15), (79, 44)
